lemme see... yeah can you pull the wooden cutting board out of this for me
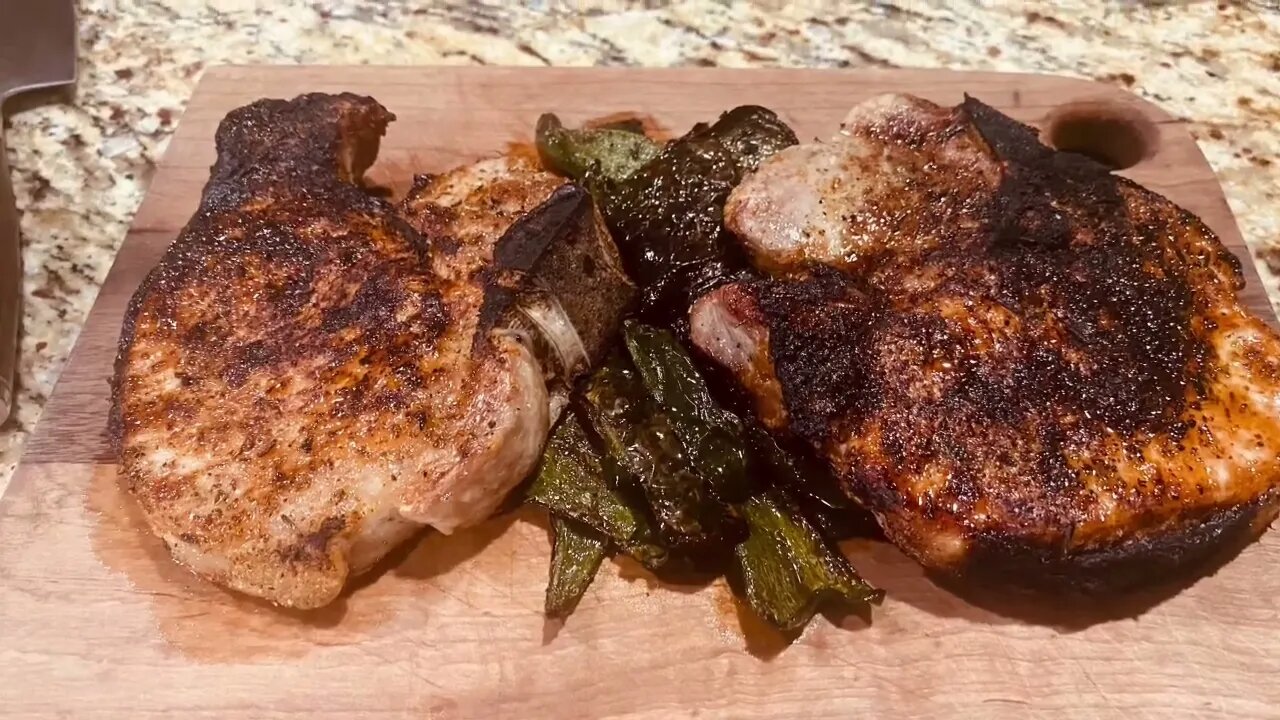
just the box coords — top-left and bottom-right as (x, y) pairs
(2, 67), (1278, 719)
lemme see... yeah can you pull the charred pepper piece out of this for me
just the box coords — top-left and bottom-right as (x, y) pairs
(623, 321), (750, 503)
(598, 106), (798, 319)
(529, 412), (666, 567)
(529, 412), (650, 544)
(535, 113), (660, 189)
(743, 423), (879, 540)
(580, 353), (718, 545)
(734, 492), (884, 631)
(545, 516), (608, 619)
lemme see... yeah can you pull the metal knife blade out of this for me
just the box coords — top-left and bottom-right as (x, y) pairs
(0, 1), (77, 99)
(0, 0), (77, 421)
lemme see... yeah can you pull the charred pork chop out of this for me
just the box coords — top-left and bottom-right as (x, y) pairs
(112, 94), (633, 608)
(692, 94), (1280, 588)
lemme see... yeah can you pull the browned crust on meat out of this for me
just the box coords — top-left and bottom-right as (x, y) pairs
(110, 94), (450, 607)
(113, 94), (636, 607)
(110, 93), (401, 453)
(709, 96), (1280, 589)
(723, 259), (1280, 588)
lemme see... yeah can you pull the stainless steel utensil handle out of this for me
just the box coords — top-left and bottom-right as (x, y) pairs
(0, 127), (20, 421)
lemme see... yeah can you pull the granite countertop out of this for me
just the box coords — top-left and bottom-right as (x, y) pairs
(2, 0), (1278, 487)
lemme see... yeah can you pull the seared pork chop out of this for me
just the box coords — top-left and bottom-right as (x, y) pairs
(693, 94), (1280, 587)
(112, 94), (633, 608)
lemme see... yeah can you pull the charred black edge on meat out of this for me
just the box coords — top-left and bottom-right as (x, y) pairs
(960, 489), (1280, 593)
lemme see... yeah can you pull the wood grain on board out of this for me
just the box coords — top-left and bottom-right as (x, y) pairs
(1, 66), (1277, 719)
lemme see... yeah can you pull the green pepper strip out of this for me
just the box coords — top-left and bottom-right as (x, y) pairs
(623, 321), (748, 502)
(545, 516), (609, 619)
(734, 492), (884, 631)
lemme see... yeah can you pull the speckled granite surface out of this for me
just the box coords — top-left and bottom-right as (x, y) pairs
(1, 0), (1278, 487)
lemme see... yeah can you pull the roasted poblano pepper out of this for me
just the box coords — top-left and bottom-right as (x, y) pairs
(621, 321), (883, 625)
(580, 353), (718, 545)
(596, 106), (798, 319)
(529, 107), (886, 630)
(623, 321), (749, 503)
(535, 344), (884, 628)
(535, 107), (798, 322)
(743, 422), (877, 540)
(535, 113), (661, 188)
(528, 412), (666, 561)
(734, 492), (885, 631)
(545, 516), (609, 619)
